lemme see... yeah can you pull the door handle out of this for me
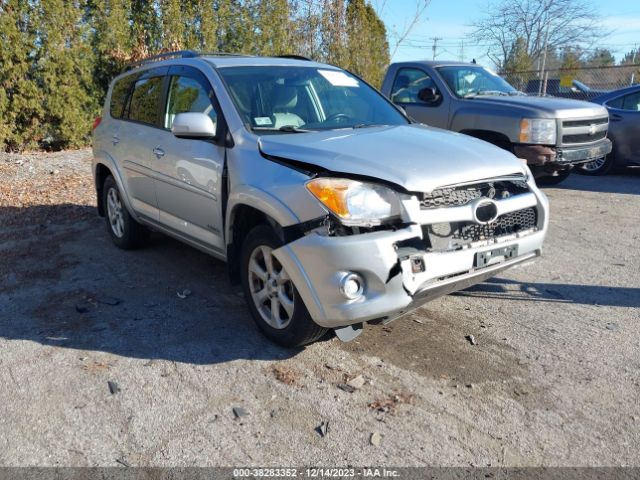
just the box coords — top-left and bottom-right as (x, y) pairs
(152, 147), (165, 158)
(609, 113), (623, 122)
(112, 135), (120, 145)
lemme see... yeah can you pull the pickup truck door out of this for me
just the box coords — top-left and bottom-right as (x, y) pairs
(388, 67), (450, 129)
(152, 66), (226, 253)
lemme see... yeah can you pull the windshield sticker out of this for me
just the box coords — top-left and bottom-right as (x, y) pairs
(254, 117), (273, 126)
(318, 70), (359, 87)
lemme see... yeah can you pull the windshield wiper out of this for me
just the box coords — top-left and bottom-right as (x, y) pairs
(464, 90), (510, 98)
(352, 123), (389, 129)
(252, 125), (312, 133)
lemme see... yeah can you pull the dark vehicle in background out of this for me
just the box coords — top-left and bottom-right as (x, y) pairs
(577, 85), (640, 175)
(524, 79), (607, 101)
(381, 61), (612, 185)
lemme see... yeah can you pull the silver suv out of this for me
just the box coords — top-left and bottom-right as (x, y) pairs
(92, 51), (549, 347)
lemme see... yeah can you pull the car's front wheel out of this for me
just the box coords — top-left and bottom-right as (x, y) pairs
(102, 175), (149, 249)
(241, 225), (327, 347)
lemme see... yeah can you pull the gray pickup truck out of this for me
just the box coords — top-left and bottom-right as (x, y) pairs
(381, 61), (612, 185)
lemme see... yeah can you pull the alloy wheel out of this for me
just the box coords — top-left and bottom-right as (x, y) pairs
(248, 245), (295, 329)
(106, 187), (125, 238)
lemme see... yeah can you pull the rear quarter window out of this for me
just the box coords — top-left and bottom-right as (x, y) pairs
(109, 77), (132, 119)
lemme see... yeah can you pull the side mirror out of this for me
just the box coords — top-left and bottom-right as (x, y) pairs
(417, 87), (439, 104)
(171, 112), (217, 139)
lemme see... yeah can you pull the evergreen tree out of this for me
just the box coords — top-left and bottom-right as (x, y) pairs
(0, 0), (43, 150)
(161, 0), (185, 49)
(345, 0), (389, 88)
(256, 0), (291, 56)
(502, 37), (533, 89)
(89, 0), (132, 102)
(199, 0), (218, 50)
(37, 0), (98, 149)
(586, 48), (615, 67)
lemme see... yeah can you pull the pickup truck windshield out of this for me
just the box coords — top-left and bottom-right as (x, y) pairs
(217, 66), (409, 133)
(437, 66), (519, 98)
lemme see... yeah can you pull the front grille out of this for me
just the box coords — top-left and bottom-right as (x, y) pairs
(453, 208), (537, 242)
(562, 131), (607, 144)
(420, 180), (529, 210)
(424, 207), (537, 251)
(562, 117), (608, 128)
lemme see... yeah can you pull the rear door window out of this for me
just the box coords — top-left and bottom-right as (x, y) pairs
(126, 76), (163, 125)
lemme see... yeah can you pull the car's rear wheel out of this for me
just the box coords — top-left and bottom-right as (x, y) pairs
(241, 225), (327, 347)
(535, 169), (571, 186)
(575, 155), (615, 176)
(102, 175), (149, 249)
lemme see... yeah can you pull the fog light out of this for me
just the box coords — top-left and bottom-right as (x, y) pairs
(340, 273), (364, 300)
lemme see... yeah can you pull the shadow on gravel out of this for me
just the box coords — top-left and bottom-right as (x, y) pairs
(455, 277), (640, 308)
(1, 205), (305, 364)
(552, 168), (640, 195)
(0, 204), (96, 228)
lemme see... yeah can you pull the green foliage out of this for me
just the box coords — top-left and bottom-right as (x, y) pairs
(0, 0), (391, 151)
(0, 0), (43, 150)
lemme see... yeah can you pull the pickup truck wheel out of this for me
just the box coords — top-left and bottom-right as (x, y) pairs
(535, 169), (571, 186)
(575, 155), (614, 176)
(241, 225), (328, 347)
(102, 175), (149, 249)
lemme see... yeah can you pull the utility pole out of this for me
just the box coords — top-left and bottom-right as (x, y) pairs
(430, 37), (442, 61)
(539, 13), (551, 96)
(458, 40), (465, 62)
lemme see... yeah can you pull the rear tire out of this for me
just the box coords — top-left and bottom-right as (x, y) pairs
(535, 169), (571, 186)
(102, 175), (149, 249)
(240, 224), (327, 347)
(575, 155), (615, 176)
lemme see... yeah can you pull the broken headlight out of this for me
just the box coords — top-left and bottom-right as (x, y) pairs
(306, 177), (402, 227)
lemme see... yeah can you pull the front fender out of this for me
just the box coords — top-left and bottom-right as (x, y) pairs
(225, 184), (302, 244)
(450, 107), (520, 141)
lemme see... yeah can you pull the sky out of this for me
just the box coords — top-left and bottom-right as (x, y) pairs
(375, 0), (640, 66)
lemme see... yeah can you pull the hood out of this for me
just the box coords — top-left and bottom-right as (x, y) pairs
(469, 95), (609, 119)
(258, 124), (526, 193)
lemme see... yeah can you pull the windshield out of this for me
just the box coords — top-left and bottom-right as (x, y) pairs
(217, 66), (409, 133)
(437, 66), (519, 98)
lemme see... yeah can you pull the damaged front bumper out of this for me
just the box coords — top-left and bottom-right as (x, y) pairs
(273, 219), (546, 330)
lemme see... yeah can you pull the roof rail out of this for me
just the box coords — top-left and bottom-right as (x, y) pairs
(122, 50), (249, 72)
(123, 50), (198, 71)
(276, 54), (312, 61)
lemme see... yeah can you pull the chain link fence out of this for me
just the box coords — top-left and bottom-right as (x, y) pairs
(503, 64), (640, 100)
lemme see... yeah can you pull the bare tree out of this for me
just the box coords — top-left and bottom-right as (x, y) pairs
(374, 0), (430, 59)
(472, 0), (607, 70)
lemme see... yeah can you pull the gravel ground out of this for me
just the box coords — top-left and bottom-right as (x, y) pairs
(0, 149), (639, 467)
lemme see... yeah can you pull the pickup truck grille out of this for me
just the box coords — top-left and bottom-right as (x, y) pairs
(563, 117), (608, 128)
(420, 180), (530, 210)
(425, 207), (537, 250)
(563, 131), (607, 143)
(561, 116), (608, 146)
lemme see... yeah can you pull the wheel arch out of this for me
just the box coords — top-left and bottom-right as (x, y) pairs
(93, 151), (139, 222)
(225, 187), (300, 284)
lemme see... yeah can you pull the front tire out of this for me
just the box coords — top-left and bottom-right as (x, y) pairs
(575, 155), (615, 176)
(102, 175), (149, 249)
(240, 225), (327, 347)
